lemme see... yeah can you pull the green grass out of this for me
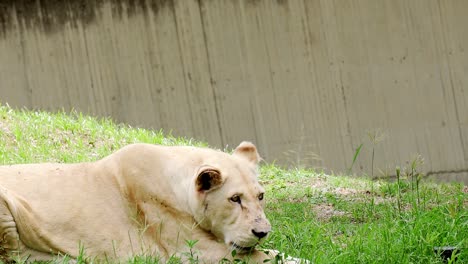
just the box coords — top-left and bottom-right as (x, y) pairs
(0, 104), (466, 263)
(0, 105), (205, 164)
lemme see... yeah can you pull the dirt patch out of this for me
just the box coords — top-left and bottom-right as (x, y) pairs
(333, 187), (360, 196)
(310, 177), (326, 188)
(312, 204), (346, 221)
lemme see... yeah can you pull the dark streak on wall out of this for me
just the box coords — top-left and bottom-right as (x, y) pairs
(243, 0), (288, 6)
(0, 0), (173, 37)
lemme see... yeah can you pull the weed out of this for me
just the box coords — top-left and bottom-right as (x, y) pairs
(183, 240), (199, 263)
(348, 143), (363, 174)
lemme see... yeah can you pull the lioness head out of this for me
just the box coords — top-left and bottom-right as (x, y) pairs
(190, 142), (271, 252)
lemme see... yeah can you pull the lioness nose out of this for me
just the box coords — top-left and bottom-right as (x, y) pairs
(252, 229), (269, 239)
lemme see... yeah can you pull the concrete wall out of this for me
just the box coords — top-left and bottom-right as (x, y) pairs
(1, 0), (467, 183)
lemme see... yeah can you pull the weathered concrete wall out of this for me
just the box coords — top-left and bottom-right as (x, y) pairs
(0, 0), (467, 183)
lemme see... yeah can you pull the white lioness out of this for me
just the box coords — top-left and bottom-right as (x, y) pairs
(0, 142), (301, 263)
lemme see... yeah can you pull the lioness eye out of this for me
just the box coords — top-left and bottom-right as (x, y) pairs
(230, 195), (241, 204)
(258, 193), (264, 201)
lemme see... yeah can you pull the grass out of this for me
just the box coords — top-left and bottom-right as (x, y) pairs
(0, 104), (466, 263)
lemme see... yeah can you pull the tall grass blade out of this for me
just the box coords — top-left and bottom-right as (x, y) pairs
(348, 143), (363, 174)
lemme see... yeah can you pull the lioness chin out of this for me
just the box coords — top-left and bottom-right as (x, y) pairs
(0, 142), (304, 263)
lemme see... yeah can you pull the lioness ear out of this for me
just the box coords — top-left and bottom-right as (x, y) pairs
(233, 141), (261, 165)
(195, 167), (223, 192)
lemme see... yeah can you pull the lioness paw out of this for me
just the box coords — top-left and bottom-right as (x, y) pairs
(263, 249), (310, 264)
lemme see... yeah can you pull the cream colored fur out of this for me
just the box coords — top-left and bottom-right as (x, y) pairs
(0, 142), (301, 263)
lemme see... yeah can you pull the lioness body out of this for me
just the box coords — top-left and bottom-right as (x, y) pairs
(0, 143), (276, 262)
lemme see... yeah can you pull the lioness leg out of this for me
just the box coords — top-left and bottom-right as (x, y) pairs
(0, 187), (64, 262)
(0, 189), (20, 262)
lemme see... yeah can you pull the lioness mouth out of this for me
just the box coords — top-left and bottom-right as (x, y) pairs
(231, 243), (255, 252)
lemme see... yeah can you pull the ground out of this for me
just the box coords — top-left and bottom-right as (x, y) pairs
(0, 105), (466, 263)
